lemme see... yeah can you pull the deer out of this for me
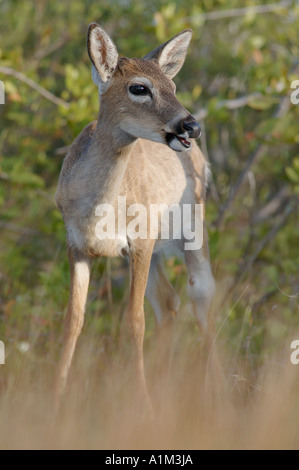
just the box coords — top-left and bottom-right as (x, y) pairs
(54, 23), (215, 410)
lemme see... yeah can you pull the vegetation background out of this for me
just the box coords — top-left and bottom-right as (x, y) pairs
(0, 0), (299, 449)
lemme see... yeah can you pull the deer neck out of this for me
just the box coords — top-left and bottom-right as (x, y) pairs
(86, 106), (137, 207)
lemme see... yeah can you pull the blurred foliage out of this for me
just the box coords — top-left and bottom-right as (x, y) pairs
(0, 0), (299, 378)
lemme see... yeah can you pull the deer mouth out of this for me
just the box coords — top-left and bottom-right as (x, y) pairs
(165, 133), (191, 151)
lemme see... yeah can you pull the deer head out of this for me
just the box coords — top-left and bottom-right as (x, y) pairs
(87, 23), (200, 152)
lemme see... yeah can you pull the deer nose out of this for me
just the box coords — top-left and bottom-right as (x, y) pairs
(182, 120), (201, 138)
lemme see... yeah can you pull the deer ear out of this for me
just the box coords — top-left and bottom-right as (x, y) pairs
(144, 30), (192, 79)
(87, 23), (118, 95)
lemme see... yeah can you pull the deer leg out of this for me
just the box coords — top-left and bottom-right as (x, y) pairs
(54, 245), (91, 406)
(145, 253), (180, 327)
(126, 243), (154, 409)
(184, 226), (215, 331)
(184, 228), (225, 387)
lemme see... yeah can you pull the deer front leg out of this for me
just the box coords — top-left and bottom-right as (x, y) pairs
(54, 245), (91, 407)
(126, 242), (154, 411)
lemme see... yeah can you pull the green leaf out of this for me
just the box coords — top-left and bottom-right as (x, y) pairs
(286, 166), (299, 183)
(248, 95), (278, 110)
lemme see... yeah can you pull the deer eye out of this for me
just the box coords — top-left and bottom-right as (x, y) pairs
(129, 84), (150, 96)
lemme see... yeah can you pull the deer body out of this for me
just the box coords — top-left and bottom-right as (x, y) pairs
(57, 128), (206, 258)
(55, 24), (215, 408)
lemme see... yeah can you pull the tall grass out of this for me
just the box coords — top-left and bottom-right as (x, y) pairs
(0, 287), (298, 450)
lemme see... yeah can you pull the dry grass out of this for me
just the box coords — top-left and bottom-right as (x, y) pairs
(0, 312), (298, 450)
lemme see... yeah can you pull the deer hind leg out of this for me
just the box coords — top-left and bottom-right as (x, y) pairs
(126, 242), (154, 410)
(54, 245), (91, 406)
(185, 227), (215, 331)
(145, 253), (180, 327)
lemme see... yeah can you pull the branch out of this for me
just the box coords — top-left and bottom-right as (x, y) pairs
(251, 288), (278, 314)
(214, 143), (268, 228)
(0, 65), (70, 108)
(198, 120), (220, 202)
(213, 93), (291, 228)
(0, 221), (40, 237)
(235, 197), (297, 282)
(0, 172), (9, 181)
(220, 196), (298, 305)
(184, 1), (291, 22)
(252, 186), (290, 224)
(195, 92), (263, 121)
(54, 145), (70, 156)
(33, 34), (70, 61)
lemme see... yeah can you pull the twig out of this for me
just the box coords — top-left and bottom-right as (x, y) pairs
(0, 172), (9, 181)
(235, 197), (297, 282)
(213, 94), (291, 228)
(274, 282), (299, 309)
(0, 221), (40, 236)
(0, 65), (70, 108)
(206, 284), (250, 374)
(218, 196), (297, 310)
(184, 1), (291, 22)
(194, 92), (263, 121)
(54, 145), (70, 156)
(252, 186), (290, 224)
(214, 143), (268, 228)
(198, 120), (220, 202)
(217, 93), (263, 110)
(251, 288), (278, 314)
(275, 282), (299, 300)
(33, 34), (70, 61)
